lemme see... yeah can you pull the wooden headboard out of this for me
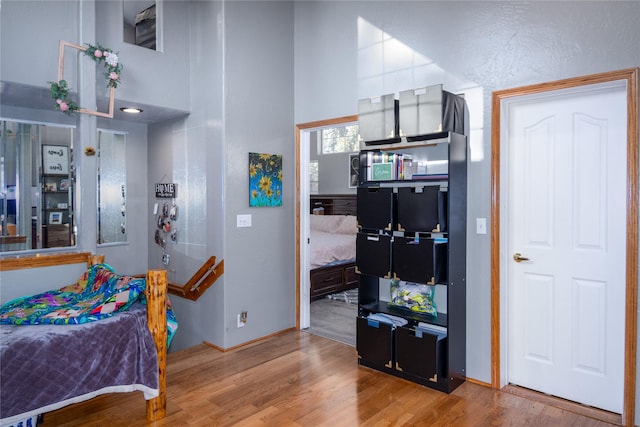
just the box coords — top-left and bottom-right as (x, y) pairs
(310, 194), (357, 216)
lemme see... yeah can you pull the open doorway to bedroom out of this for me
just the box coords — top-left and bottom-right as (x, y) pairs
(296, 116), (359, 346)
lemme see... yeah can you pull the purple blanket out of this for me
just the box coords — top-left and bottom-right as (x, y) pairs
(0, 304), (158, 425)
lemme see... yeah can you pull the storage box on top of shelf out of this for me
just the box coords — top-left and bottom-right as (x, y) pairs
(399, 84), (466, 140)
(358, 94), (399, 144)
(356, 232), (392, 278)
(392, 236), (448, 284)
(396, 186), (447, 233)
(357, 187), (394, 231)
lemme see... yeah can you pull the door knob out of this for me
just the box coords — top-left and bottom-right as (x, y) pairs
(513, 252), (530, 263)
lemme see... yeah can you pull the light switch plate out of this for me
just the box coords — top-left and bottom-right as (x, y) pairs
(237, 214), (252, 228)
(476, 217), (487, 234)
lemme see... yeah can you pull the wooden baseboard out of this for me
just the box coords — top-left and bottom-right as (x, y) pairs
(503, 385), (622, 426)
(466, 377), (491, 388)
(203, 327), (297, 352)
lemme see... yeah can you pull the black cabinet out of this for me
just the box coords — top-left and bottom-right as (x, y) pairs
(355, 131), (466, 393)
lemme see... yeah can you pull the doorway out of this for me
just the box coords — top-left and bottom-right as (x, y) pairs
(295, 115), (358, 335)
(491, 69), (638, 425)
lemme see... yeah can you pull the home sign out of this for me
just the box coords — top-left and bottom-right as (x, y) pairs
(155, 183), (177, 198)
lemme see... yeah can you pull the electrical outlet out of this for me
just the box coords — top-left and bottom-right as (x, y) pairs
(237, 311), (248, 328)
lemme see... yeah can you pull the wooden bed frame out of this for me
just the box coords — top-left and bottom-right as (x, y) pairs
(309, 194), (357, 300)
(0, 252), (167, 421)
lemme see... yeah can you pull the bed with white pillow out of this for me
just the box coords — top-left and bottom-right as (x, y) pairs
(309, 214), (358, 300)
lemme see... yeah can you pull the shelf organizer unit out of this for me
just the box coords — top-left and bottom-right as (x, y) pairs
(42, 144), (74, 248)
(355, 84), (467, 393)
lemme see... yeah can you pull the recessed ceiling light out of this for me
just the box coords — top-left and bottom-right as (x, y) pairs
(120, 107), (143, 113)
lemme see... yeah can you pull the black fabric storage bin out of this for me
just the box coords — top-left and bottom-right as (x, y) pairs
(395, 326), (446, 382)
(393, 236), (447, 284)
(357, 187), (394, 231)
(396, 186), (442, 233)
(357, 316), (394, 368)
(356, 232), (391, 278)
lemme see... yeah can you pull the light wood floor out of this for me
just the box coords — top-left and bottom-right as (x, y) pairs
(44, 330), (618, 426)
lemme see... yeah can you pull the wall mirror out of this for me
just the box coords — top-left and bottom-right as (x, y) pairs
(97, 130), (127, 245)
(0, 119), (76, 253)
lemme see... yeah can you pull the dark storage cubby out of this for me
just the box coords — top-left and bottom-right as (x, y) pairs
(395, 326), (446, 382)
(355, 129), (467, 394)
(357, 187), (394, 231)
(396, 186), (442, 233)
(356, 316), (394, 368)
(392, 236), (447, 284)
(356, 232), (391, 278)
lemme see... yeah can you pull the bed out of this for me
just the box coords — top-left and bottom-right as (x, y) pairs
(309, 195), (358, 300)
(0, 253), (170, 426)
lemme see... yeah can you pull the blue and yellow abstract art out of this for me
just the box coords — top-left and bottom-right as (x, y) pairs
(249, 152), (283, 207)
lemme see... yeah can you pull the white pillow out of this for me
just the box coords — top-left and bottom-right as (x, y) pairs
(310, 214), (344, 233)
(334, 215), (358, 235)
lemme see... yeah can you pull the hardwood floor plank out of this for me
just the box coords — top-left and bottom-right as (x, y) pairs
(42, 331), (619, 426)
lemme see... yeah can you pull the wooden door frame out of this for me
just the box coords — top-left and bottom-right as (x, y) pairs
(295, 115), (359, 329)
(490, 68), (639, 426)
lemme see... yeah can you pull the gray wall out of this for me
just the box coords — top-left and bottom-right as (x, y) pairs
(148, 0), (227, 352)
(293, 0), (640, 391)
(222, 1), (295, 348)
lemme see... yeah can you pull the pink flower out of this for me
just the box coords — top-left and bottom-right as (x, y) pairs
(59, 102), (69, 112)
(56, 99), (62, 105)
(109, 72), (119, 81)
(94, 50), (103, 58)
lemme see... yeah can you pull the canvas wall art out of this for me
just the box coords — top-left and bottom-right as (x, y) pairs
(249, 152), (283, 207)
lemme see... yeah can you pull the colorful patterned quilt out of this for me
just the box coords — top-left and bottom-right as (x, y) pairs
(0, 263), (177, 346)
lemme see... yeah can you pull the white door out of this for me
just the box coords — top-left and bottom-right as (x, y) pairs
(506, 82), (627, 413)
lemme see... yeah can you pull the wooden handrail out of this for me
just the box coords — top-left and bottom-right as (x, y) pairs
(167, 256), (224, 301)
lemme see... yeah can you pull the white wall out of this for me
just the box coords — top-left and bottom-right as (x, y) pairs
(293, 0), (640, 389)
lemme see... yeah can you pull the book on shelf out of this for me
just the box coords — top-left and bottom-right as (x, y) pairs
(365, 151), (414, 181)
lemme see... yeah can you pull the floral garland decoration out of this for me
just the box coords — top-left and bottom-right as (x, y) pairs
(49, 42), (123, 114)
(48, 80), (80, 114)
